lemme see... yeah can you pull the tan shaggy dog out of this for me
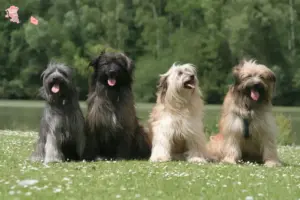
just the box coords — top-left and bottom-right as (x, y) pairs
(208, 60), (281, 167)
(148, 63), (208, 163)
(206, 133), (224, 161)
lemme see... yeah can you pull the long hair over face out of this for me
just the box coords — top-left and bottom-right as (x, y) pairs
(231, 60), (276, 107)
(40, 63), (77, 104)
(157, 63), (201, 109)
(88, 51), (134, 92)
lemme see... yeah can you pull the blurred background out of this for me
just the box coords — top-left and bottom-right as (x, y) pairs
(0, 0), (298, 144)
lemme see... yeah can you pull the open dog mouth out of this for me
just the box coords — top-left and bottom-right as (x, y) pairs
(107, 71), (117, 87)
(248, 84), (264, 101)
(51, 83), (60, 93)
(184, 79), (195, 89)
(250, 89), (260, 101)
(50, 79), (66, 94)
(107, 78), (116, 87)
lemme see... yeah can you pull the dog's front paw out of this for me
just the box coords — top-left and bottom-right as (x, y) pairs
(222, 157), (237, 164)
(150, 155), (171, 162)
(115, 157), (127, 161)
(29, 155), (44, 163)
(95, 156), (107, 161)
(207, 155), (220, 163)
(44, 157), (63, 164)
(264, 160), (282, 167)
(44, 154), (64, 164)
(187, 157), (207, 163)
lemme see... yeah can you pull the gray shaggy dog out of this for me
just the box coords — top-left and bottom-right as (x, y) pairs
(30, 63), (85, 163)
(82, 51), (151, 161)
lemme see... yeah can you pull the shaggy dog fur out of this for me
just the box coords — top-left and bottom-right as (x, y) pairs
(148, 63), (208, 163)
(83, 51), (151, 161)
(209, 60), (281, 167)
(206, 133), (224, 161)
(30, 63), (85, 163)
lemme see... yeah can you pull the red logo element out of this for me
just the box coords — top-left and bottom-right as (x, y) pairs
(5, 5), (20, 24)
(30, 16), (38, 25)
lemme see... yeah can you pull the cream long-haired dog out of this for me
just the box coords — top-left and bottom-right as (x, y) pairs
(148, 63), (208, 163)
(208, 60), (281, 167)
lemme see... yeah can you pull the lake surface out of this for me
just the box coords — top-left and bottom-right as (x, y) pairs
(0, 100), (299, 143)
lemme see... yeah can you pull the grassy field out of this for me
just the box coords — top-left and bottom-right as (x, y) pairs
(0, 130), (300, 200)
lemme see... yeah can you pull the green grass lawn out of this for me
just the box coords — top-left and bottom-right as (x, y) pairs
(0, 130), (300, 200)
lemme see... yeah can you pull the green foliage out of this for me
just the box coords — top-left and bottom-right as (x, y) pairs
(275, 114), (295, 145)
(1, 0), (300, 104)
(133, 55), (174, 102)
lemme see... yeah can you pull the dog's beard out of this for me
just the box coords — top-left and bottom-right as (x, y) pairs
(245, 84), (266, 103)
(183, 78), (195, 89)
(43, 77), (73, 104)
(40, 63), (76, 104)
(107, 73), (117, 87)
(107, 78), (116, 86)
(236, 81), (269, 105)
(50, 83), (60, 94)
(98, 68), (130, 89)
(164, 79), (197, 109)
(175, 75), (197, 91)
(48, 79), (68, 96)
(250, 88), (260, 101)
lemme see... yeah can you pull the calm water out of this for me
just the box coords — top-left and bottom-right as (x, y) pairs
(0, 101), (299, 143)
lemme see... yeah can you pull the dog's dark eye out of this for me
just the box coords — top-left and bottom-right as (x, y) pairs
(43, 73), (50, 80)
(178, 71), (183, 76)
(259, 75), (265, 79)
(61, 71), (68, 78)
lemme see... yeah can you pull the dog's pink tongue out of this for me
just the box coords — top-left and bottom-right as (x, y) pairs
(251, 89), (260, 101)
(108, 79), (116, 86)
(51, 84), (60, 93)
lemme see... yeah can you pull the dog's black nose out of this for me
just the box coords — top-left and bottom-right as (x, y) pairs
(190, 75), (195, 80)
(52, 77), (59, 82)
(109, 70), (117, 77)
(253, 83), (263, 89)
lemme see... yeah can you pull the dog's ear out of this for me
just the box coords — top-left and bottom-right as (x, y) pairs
(40, 71), (45, 80)
(232, 64), (242, 84)
(41, 63), (53, 80)
(88, 50), (105, 69)
(40, 66), (49, 81)
(88, 56), (100, 69)
(157, 74), (168, 102)
(38, 86), (49, 101)
(121, 53), (135, 74)
(266, 70), (276, 83)
(266, 70), (277, 98)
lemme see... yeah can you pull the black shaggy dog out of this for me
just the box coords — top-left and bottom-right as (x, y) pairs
(30, 63), (85, 163)
(83, 51), (151, 160)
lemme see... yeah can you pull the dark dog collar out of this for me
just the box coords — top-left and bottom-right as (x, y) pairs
(243, 118), (250, 139)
